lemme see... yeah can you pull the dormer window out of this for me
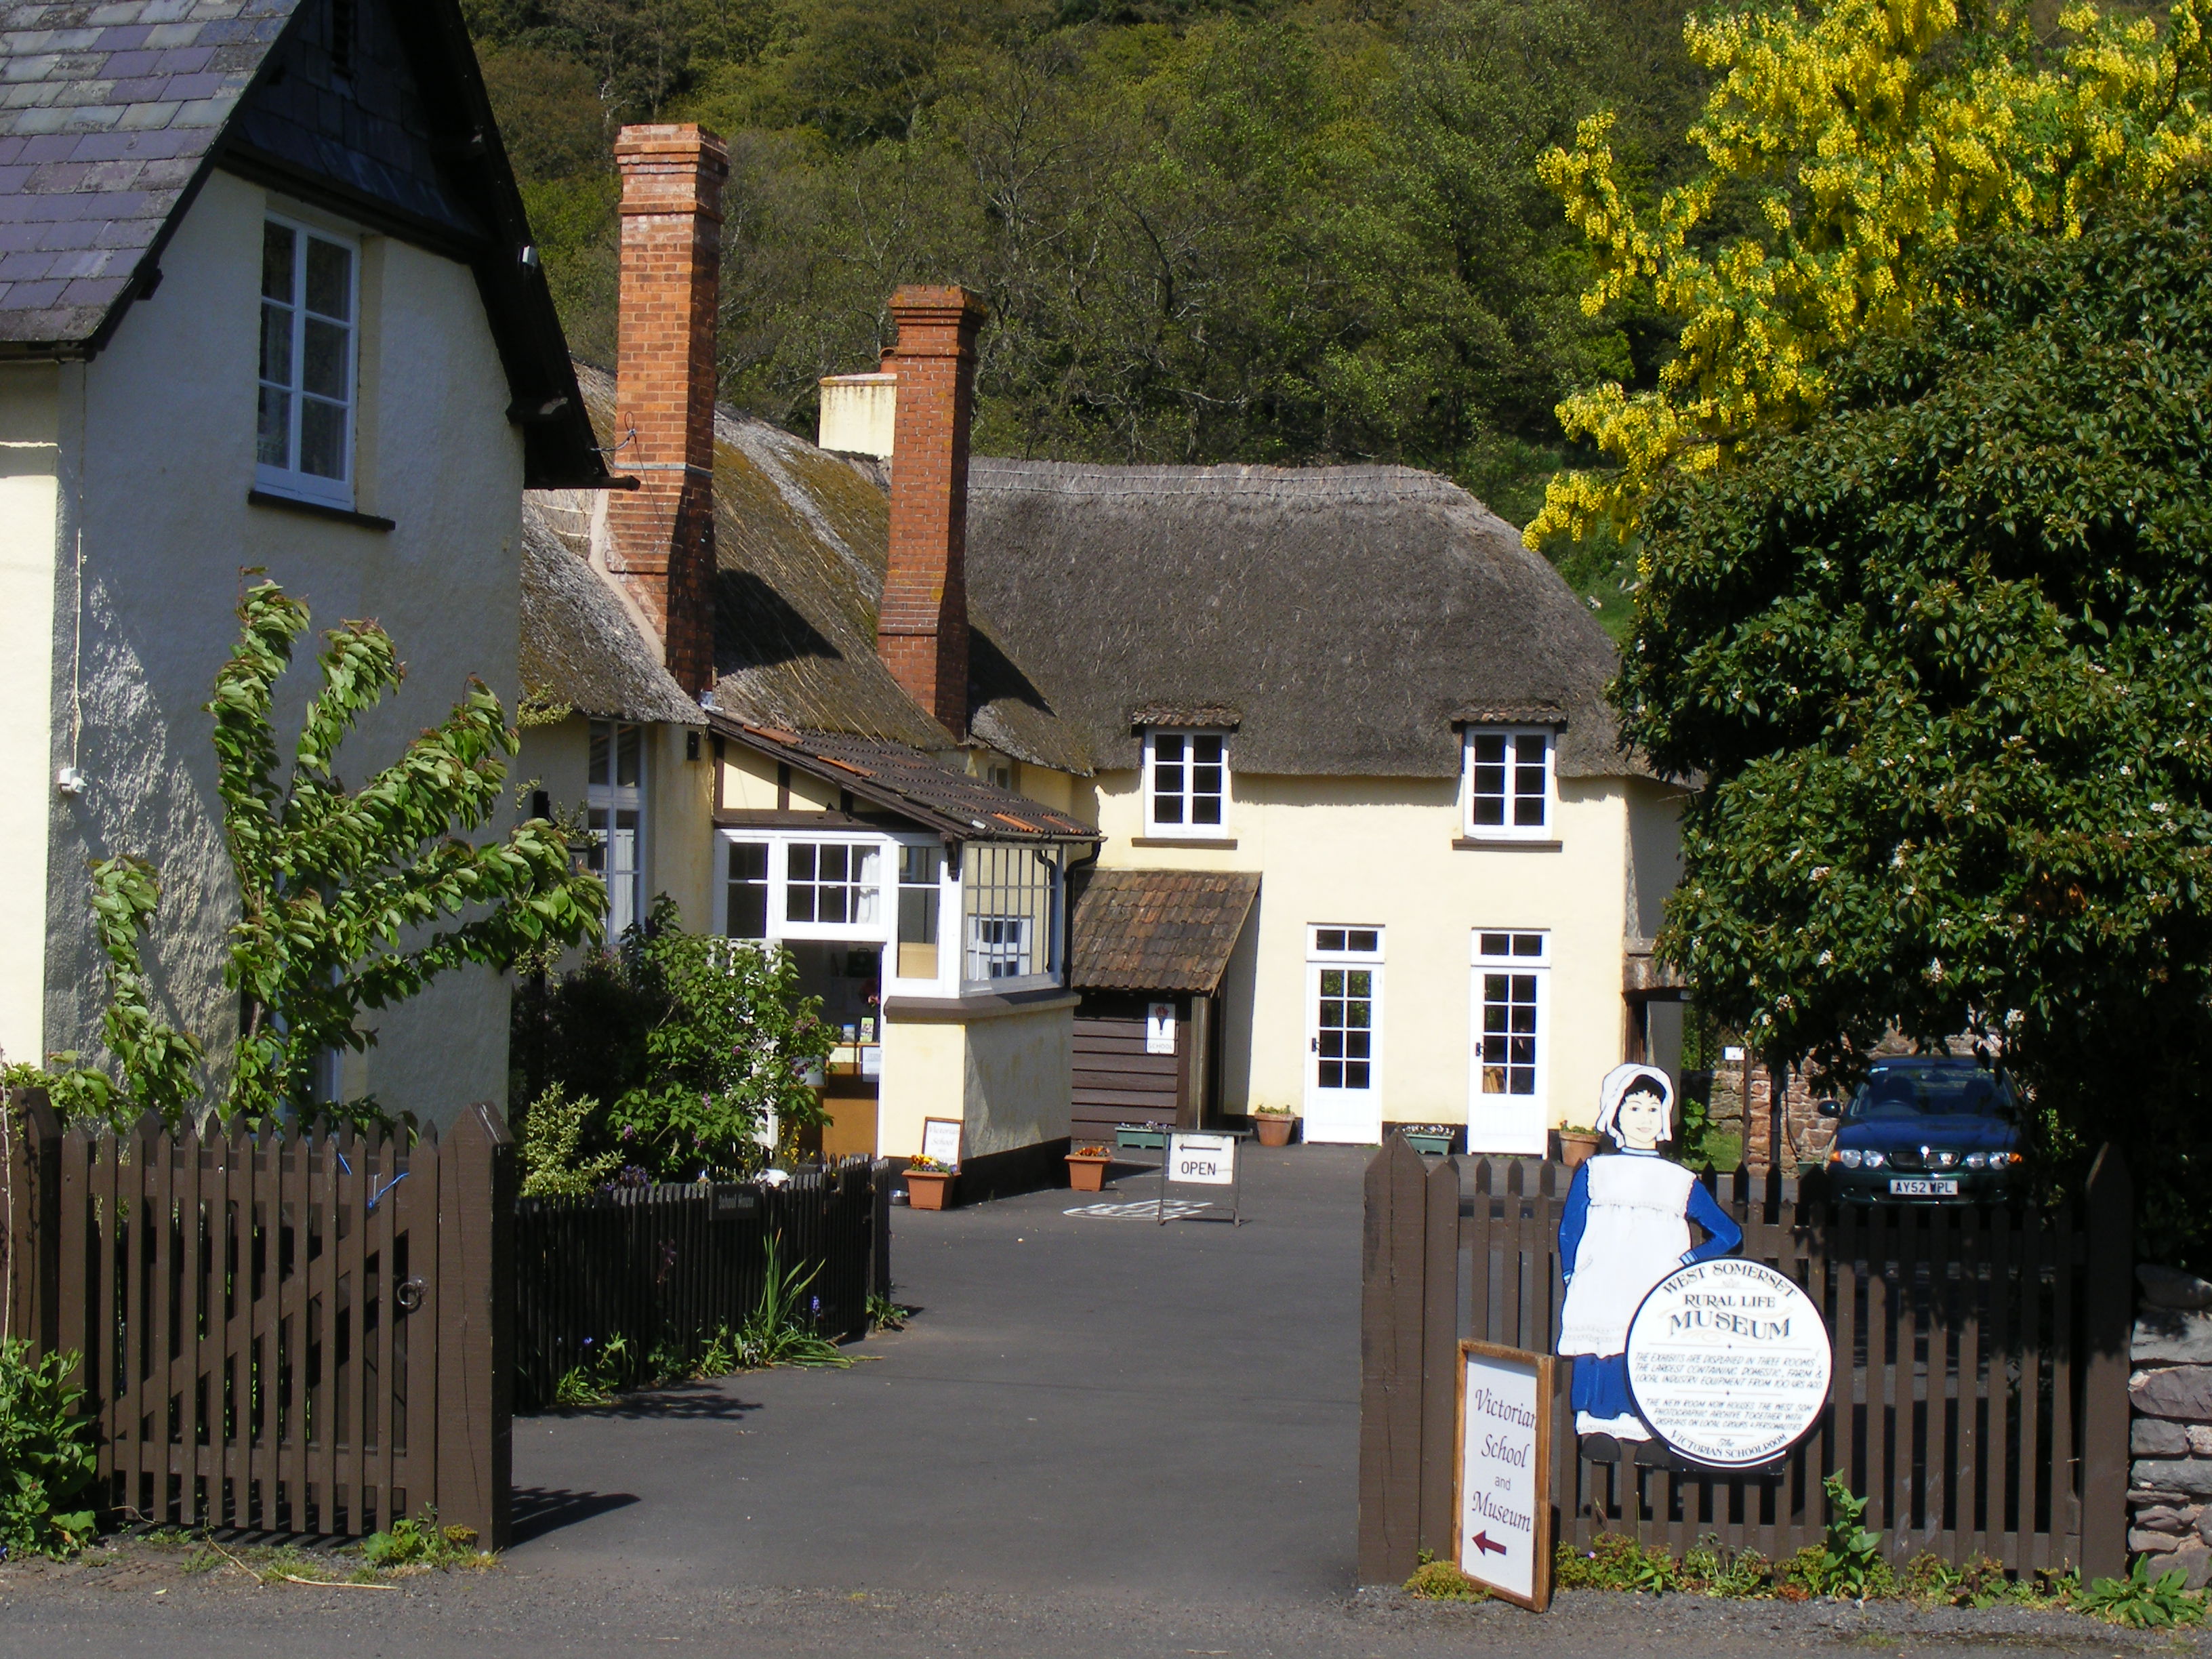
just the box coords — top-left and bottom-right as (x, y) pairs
(257, 215), (357, 510)
(1462, 727), (1554, 840)
(1143, 729), (1230, 838)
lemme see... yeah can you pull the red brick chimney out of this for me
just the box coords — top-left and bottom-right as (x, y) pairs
(876, 285), (987, 739)
(606, 123), (728, 697)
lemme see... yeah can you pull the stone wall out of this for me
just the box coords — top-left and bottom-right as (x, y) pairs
(1704, 1054), (1836, 1170)
(2128, 1264), (2212, 1584)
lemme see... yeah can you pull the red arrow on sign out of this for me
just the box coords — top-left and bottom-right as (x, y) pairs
(1470, 1531), (1507, 1558)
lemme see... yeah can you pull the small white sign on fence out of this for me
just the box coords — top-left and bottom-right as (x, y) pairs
(1456, 1340), (1553, 1610)
(1146, 1001), (1177, 1054)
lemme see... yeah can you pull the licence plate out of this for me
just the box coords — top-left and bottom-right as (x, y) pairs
(1889, 1177), (1959, 1197)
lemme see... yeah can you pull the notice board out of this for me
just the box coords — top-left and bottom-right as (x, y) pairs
(1454, 1340), (1554, 1610)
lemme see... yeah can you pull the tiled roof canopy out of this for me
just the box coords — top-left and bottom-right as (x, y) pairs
(0, 0), (605, 486)
(713, 719), (1098, 844)
(1068, 867), (1261, 995)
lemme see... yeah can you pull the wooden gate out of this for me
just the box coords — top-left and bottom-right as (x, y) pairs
(1357, 1137), (2135, 1586)
(3, 1094), (513, 1546)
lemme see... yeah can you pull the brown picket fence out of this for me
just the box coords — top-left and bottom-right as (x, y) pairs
(1357, 1138), (2135, 1586)
(3, 1094), (514, 1547)
(511, 1158), (887, 1412)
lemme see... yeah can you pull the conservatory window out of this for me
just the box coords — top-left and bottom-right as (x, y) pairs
(961, 842), (1064, 990)
(784, 842), (882, 927)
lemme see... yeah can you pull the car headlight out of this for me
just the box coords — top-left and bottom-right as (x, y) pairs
(1964, 1152), (1988, 1170)
(1834, 1149), (1863, 1169)
(1863, 1149), (1886, 1168)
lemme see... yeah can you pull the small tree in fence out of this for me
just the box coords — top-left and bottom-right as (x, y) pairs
(25, 575), (607, 1129)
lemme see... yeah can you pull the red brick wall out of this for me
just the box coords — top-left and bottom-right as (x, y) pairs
(877, 285), (987, 738)
(607, 123), (729, 697)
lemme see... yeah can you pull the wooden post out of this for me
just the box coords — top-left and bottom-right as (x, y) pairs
(3, 1090), (60, 1354)
(2078, 1144), (2133, 1580)
(436, 1103), (514, 1549)
(1359, 1134), (1460, 1584)
(1417, 1151), (1461, 1559)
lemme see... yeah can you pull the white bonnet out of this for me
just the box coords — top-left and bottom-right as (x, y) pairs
(1595, 1062), (1675, 1143)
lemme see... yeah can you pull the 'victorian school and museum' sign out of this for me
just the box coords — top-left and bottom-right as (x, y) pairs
(1454, 1341), (1555, 1608)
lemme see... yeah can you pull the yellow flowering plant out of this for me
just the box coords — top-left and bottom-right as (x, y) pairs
(1530, 0), (2212, 554)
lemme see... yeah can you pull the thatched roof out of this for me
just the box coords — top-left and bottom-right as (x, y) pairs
(963, 461), (1633, 780)
(547, 366), (1094, 774)
(518, 510), (701, 726)
(1068, 868), (1260, 994)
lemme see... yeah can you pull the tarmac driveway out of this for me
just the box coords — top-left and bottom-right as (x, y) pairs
(508, 1141), (1370, 1602)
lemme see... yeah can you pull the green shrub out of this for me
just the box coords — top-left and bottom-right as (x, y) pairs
(1405, 1551), (1490, 1600)
(516, 1083), (621, 1197)
(2077, 1558), (2209, 1629)
(357, 1509), (480, 1570)
(0, 1340), (98, 1557)
(1555, 1532), (1679, 1593)
(1681, 1537), (1771, 1597)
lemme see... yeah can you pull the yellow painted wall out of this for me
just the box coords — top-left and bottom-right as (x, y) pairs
(519, 713), (716, 937)
(0, 365), (59, 1069)
(1090, 766), (1639, 1134)
(877, 1003), (1074, 1159)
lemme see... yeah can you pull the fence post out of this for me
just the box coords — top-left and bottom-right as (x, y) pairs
(436, 1103), (515, 1550)
(870, 1158), (893, 1304)
(3, 1090), (60, 1355)
(2079, 1143), (2133, 1580)
(1358, 1133), (1460, 1584)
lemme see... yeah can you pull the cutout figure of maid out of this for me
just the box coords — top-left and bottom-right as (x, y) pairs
(1557, 1063), (1743, 1445)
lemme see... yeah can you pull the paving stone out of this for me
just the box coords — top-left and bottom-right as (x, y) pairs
(2134, 1308), (2212, 1365)
(2131, 1365), (2212, 1420)
(2141, 1264), (2212, 1311)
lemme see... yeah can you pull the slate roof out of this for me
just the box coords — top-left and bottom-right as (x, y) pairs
(518, 506), (701, 726)
(0, 0), (293, 343)
(0, 0), (606, 486)
(709, 718), (1097, 843)
(963, 459), (1639, 781)
(1067, 867), (1261, 994)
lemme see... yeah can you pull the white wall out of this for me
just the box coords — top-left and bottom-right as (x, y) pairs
(35, 169), (529, 1126)
(0, 363), (60, 1069)
(1088, 766), (1643, 1137)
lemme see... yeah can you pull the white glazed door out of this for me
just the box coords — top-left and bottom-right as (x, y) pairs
(1305, 960), (1383, 1143)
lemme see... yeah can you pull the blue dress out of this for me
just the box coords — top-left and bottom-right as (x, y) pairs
(1558, 1155), (1744, 1425)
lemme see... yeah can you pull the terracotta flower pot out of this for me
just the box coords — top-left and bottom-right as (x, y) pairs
(1065, 1153), (1111, 1193)
(904, 1169), (954, 1210)
(1557, 1129), (1602, 1169)
(1254, 1113), (1296, 1148)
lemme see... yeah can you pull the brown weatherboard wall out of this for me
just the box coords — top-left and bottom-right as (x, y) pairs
(1073, 991), (1193, 1146)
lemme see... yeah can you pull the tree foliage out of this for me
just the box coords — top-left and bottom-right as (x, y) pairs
(36, 578), (605, 1128)
(470, 0), (1710, 562)
(1620, 188), (2212, 1258)
(513, 898), (835, 1181)
(1532, 0), (2212, 552)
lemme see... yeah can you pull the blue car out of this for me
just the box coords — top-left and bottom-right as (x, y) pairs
(1817, 1056), (2022, 1204)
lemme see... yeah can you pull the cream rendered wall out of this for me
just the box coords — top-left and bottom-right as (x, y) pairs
(0, 364), (59, 1070)
(1092, 766), (1640, 1133)
(43, 170), (529, 1126)
(876, 1003), (1073, 1159)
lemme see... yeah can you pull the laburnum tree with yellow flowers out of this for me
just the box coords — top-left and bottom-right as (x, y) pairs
(1528, 0), (2212, 553)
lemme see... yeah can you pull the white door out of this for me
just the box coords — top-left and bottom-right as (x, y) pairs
(1467, 930), (1549, 1155)
(1305, 926), (1383, 1143)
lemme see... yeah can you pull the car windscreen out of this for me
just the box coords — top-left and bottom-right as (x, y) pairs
(1849, 1067), (2011, 1119)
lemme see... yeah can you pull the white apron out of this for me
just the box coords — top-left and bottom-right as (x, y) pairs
(1557, 1154), (1696, 1357)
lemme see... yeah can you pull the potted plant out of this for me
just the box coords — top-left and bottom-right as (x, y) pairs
(903, 1155), (955, 1210)
(1065, 1143), (1113, 1192)
(1557, 1121), (1602, 1168)
(1252, 1105), (1297, 1148)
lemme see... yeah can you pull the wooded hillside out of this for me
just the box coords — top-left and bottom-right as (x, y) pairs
(464, 0), (1719, 613)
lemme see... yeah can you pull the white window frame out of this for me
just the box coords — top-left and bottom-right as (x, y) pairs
(1462, 726), (1556, 840)
(958, 842), (1067, 995)
(776, 838), (888, 940)
(1142, 728), (1231, 838)
(1468, 929), (1549, 1155)
(587, 720), (648, 938)
(255, 211), (360, 510)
